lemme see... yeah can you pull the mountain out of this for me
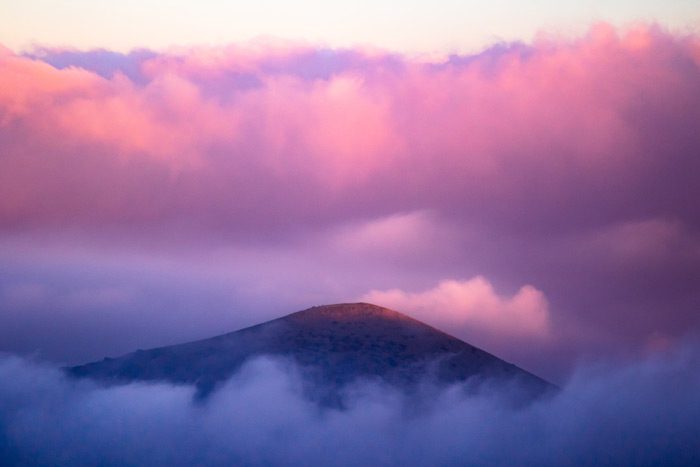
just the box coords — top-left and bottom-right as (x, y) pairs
(68, 303), (554, 405)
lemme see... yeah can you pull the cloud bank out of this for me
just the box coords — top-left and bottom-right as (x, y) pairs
(1, 341), (700, 466)
(1, 23), (700, 378)
(3, 24), (699, 236)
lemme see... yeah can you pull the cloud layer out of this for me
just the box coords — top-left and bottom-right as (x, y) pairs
(1, 341), (700, 466)
(3, 24), (699, 236)
(1, 23), (700, 378)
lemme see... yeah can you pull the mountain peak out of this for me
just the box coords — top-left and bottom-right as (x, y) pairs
(286, 302), (417, 323)
(69, 302), (555, 405)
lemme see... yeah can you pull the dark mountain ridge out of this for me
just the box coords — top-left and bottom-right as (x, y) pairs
(68, 303), (554, 405)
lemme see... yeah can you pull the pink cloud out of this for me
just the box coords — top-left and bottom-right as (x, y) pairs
(0, 23), (698, 236)
(362, 277), (550, 341)
(330, 211), (454, 257)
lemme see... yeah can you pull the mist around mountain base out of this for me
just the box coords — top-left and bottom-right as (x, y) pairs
(1, 339), (700, 466)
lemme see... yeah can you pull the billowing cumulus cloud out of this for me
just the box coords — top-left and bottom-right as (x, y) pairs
(2, 23), (699, 236)
(1, 340), (700, 466)
(1, 23), (700, 379)
(362, 277), (550, 350)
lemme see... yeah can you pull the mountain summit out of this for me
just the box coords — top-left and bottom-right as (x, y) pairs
(69, 303), (553, 404)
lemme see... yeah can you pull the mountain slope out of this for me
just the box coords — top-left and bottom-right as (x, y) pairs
(68, 303), (554, 404)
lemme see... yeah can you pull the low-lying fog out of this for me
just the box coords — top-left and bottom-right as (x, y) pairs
(2, 339), (699, 466)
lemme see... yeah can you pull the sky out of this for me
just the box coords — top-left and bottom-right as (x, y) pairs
(0, 1), (700, 387)
(1, 0), (699, 54)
